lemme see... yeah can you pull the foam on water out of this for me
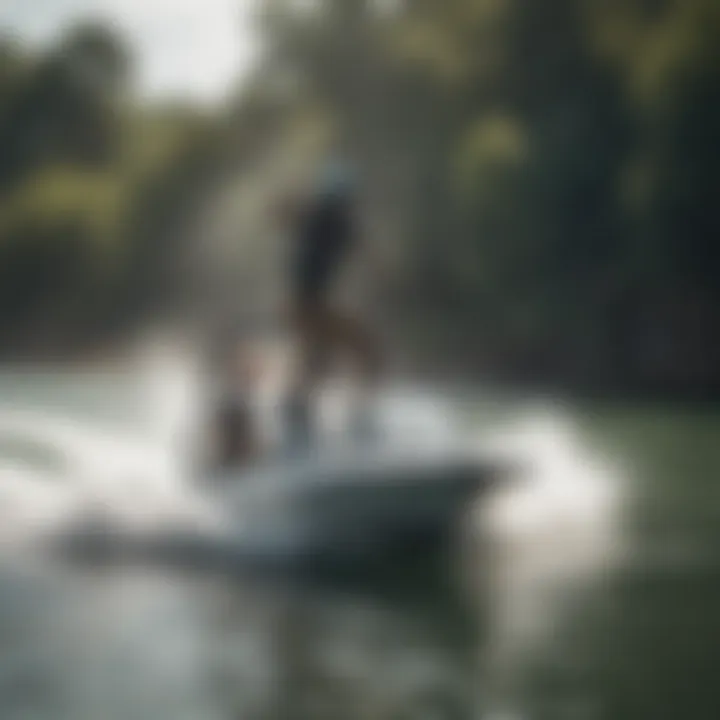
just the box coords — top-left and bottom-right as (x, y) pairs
(474, 401), (624, 716)
(0, 341), (220, 549)
(0, 346), (625, 719)
(0, 345), (623, 552)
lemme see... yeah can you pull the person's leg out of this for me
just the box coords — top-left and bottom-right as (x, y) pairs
(290, 297), (333, 388)
(312, 303), (382, 442)
(285, 294), (383, 446)
(315, 305), (381, 387)
(284, 297), (331, 450)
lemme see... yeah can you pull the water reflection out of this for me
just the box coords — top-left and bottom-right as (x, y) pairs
(0, 559), (484, 719)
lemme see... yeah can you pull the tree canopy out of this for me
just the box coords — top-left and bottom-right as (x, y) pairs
(0, 3), (717, 394)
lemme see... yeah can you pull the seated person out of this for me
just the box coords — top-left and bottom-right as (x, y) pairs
(208, 338), (263, 473)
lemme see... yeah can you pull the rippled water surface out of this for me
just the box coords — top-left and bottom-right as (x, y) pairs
(0, 350), (718, 719)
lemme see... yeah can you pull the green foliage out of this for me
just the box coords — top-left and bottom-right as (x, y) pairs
(0, 167), (120, 347)
(250, 0), (720, 391)
(0, 3), (717, 391)
(0, 23), (225, 354)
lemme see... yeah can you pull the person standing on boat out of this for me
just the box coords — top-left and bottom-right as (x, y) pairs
(279, 157), (381, 443)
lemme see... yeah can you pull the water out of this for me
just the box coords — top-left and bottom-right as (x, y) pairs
(0, 351), (717, 719)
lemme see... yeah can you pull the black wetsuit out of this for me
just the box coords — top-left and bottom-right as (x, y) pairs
(292, 192), (354, 302)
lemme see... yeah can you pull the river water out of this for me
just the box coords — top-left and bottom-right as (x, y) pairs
(0, 347), (718, 719)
